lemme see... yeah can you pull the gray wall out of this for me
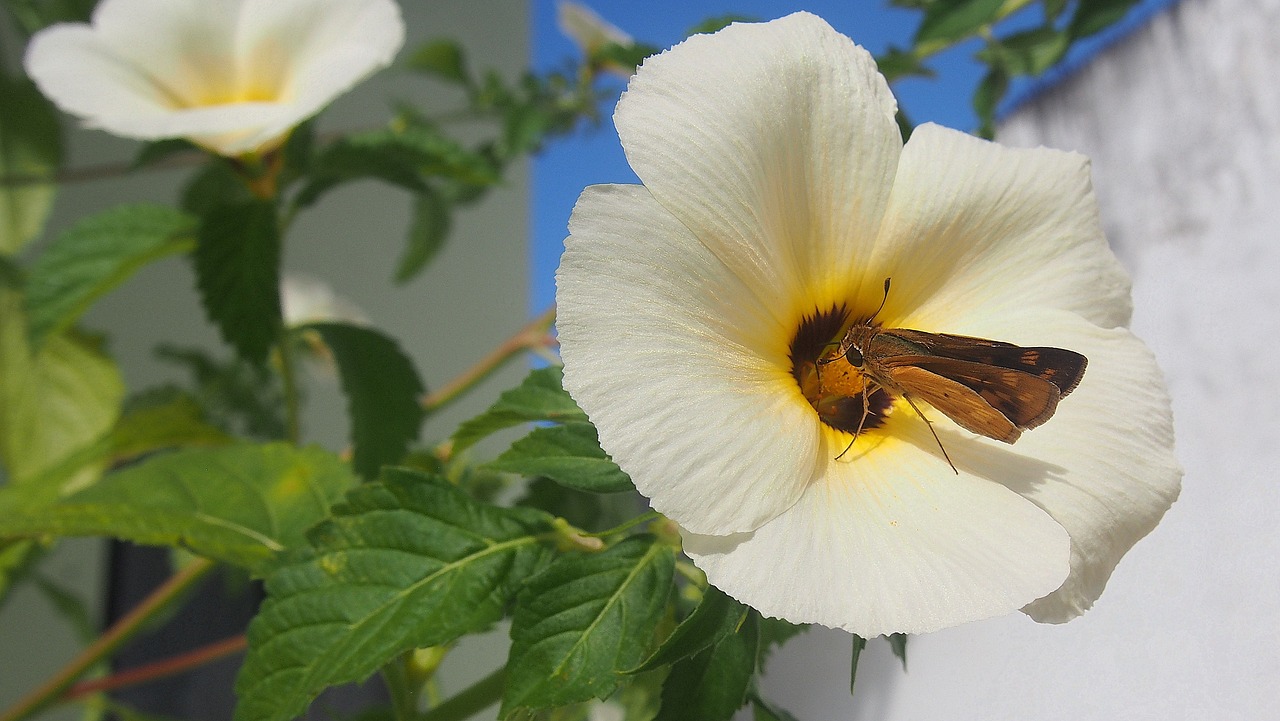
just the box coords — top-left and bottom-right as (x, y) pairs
(0, 2), (529, 718)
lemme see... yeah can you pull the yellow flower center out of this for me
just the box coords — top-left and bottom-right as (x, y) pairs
(790, 305), (893, 435)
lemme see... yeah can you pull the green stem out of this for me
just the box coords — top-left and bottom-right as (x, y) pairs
(420, 667), (506, 721)
(0, 558), (216, 721)
(382, 654), (421, 721)
(277, 329), (302, 445)
(422, 306), (557, 417)
(584, 510), (661, 538)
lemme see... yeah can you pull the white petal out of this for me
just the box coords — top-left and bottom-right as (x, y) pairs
(952, 309), (1181, 622)
(556, 185), (822, 535)
(614, 12), (902, 328)
(23, 25), (174, 124)
(683, 419), (1073, 636)
(870, 124), (1132, 331)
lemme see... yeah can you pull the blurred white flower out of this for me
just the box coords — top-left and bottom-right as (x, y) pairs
(556, 13), (1181, 636)
(558, 1), (632, 56)
(24, 0), (404, 156)
(281, 273), (368, 328)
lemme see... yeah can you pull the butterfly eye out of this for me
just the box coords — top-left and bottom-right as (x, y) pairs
(845, 347), (864, 367)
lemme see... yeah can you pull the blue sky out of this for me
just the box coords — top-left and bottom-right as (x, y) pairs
(526, 0), (1174, 312)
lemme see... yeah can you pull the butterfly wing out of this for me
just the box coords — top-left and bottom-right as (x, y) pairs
(884, 357), (1066, 443)
(887, 329), (1087, 397)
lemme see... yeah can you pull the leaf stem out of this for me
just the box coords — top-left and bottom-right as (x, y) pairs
(421, 306), (557, 416)
(583, 510), (662, 538)
(62, 634), (247, 700)
(420, 667), (506, 721)
(382, 653), (421, 721)
(277, 331), (302, 445)
(0, 557), (216, 721)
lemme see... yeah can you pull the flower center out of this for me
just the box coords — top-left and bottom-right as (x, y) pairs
(789, 305), (892, 435)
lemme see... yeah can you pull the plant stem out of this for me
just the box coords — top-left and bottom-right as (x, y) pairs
(63, 634), (247, 700)
(382, 653), (421, 721)
(583, 510), (661, 538)
(420, 667), (506, 721)
(277, 330), (302, 445)
(421, 306), (557, 416)
(0, 557), (216, 721)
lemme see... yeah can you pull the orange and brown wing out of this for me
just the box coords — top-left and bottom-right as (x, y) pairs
(885, 358), (1066, 443)
(886, 329), (1087, 397)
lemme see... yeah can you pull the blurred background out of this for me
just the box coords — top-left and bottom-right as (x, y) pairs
(3, 0), (1277, 719)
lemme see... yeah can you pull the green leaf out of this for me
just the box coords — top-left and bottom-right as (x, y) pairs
(973, 66), (1009, 139)
(394, 186), (452, 283)
(2, 0), (94, 34)
(31, 572), (96, 641)
(0, 443), (356, 573)
(978, 27), (1070, 76)
(502, 535), (675, 717)
(849, 634), (867, 694)
(489, 422), (633, 494)
(1070, 0), (1141, 39)
(874, 46), (936, 83)
(915, 0), (1004, 47)
(131, 139), (199, 170)
(750, 693), (800, 721)
(193, 200), (282, 365)
(631, 585), (748, 672)
(756, 616), (808, 671)
(234, 468), (555, 721)
(181, 160), (253, 217)
(686, 15), (757, 35)
(655, 612), (759, 721)
(0, 71), (61, 255)
(888, 632), (909, 671)
(406, 39), (471, 85)
(452, 366), (587, 454)
(25, 204), (196, 345)
(0, 288), (123, 484)
(0, 539), (43, 609)
(155, 344), (286, 440)
(307, 323), (425, 480)
(108, 393), (235, 461)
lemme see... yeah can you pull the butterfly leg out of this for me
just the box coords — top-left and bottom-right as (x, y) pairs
(835, 382), (881, 461)
(899, 392), (959, 474)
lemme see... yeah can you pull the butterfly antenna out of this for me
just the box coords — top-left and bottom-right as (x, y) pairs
(868, 277), (892, 323)
(899, 392), (959, 474)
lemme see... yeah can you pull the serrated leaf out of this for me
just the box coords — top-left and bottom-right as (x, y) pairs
(849, 634), (867, 694)
(502, 535), (675, 717)
(874, 46), (935, 83)
(406, 39), (471, 85)
(631, 585), (748, 672)
(0, 288), (123, 484)
(0, 443), (356, 573)
(108, 393), (235, 461)
(888, 632), (909, 671)
(979, 27), (1070, 76)
(234, 468), (555, 721)
(750, 693), (800, 721)
(394, 186), (452, 283)
(489, 422), (633, 494)
(452, 366), (586, 453)
(756, 616), (808, 671)
(1069, 0), (1140, 39)
(193, 200), (282, 365)
(0, 71), (61, 255)
(655, 612), (759, 721)
(915, 0), (1004, 47)
(25, 204), (196, 345)
(181, 160), (253, 217)
(307, 323), (425, 480)
(155, 344), (286, 440)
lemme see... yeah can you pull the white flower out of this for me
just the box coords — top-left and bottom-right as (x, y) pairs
(281, 273), (368, 328)
(555, 13), (1181, 637)
(557, 1), (632, 56)
(23, 0), (405, 156)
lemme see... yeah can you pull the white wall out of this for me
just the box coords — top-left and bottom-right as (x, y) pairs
(759, 0), (1280, 718)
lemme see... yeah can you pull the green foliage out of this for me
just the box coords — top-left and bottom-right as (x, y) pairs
(686, 15), (758, 35)
(24, 204), (196, 345)
(978, 27), (1071, 76)
(973, 66), (1010, 138)
(489, 422), (633, 494)
(452, 366), (587, 453)
(235, 468), (555, 721)
(914, 0), (1004, 49)
(193, 200), (283, 365)
(749, 693), (801, 721)
(632, 585), (749, 673)
(1070, 0), (1142, 38)
(889, 632), (909, 670)
(655, 612), (759, 721)
(502, 535), (675, 717)
(153, 345), (288, 440)
(0, 286), (123, 485)
(1, 0), (94, 34)
(0, 443), (356, 574)
(0, 70), (61, 255)
(406, 39), (472, 86)
(395, 186), (452, 283)
(307, 323), (426, 480)
(131, 138), (199, 170)
(849, 634), (867, 694)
